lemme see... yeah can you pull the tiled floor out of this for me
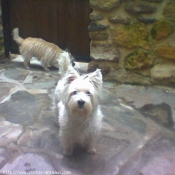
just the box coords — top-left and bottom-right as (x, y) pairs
(0, 57), (175, 175)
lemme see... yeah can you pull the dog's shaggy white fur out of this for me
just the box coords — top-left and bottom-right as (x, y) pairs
(12, 28), (74, 71)
(55, 53), (103, 156)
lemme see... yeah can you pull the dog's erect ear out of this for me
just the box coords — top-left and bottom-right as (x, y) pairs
(65, 47), (70, 52)
(65, 48), (71, 57)
(64, 70), (80, 85)
(65, 48), (75, 62)
(87, 69), (103, 90)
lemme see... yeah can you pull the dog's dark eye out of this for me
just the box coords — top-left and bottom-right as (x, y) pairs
(73, 91), (77, 95)
(86, 91), (91, 95)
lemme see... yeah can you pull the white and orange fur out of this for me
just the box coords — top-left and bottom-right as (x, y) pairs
(12, 28), (74, 71)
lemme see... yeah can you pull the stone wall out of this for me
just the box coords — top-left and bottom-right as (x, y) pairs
(88, 0), (175, 86)
(0, 1), (4, 59)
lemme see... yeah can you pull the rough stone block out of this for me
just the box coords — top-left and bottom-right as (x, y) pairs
(124, 2), (156, 14)
(88, 22), (108, 31)
(151, 18), (173, 40)
(89, 31), (109, 41)
(137, 15), (156, 24)
(108, 15), (130, 24)
(151, 64), (175, 80)
(124, 49), (154, 70)
(88, 60), (119, 75)
(90, 0), (120, 11)
(163, 0), (175, 20)
(140, 103), (174, 128)
(90, 41), (120, 61)
(110, 23), (149, 49)
(155, 42), (175, 60)
(90, 13), (104, 21)
(88, 60), (151, 85)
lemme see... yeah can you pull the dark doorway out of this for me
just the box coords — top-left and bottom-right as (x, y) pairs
(1, 0), (91, 62)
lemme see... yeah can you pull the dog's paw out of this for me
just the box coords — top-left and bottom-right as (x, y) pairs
(86, 147), (96, 155)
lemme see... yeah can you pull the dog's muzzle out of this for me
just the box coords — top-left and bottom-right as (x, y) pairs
(77, 100), (85, 108)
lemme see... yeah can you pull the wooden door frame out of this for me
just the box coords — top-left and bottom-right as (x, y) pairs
(1, 0), (11, 58)
(1, 0), (91, 61)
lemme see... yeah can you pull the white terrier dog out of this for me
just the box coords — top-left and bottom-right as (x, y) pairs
(12, 28), (74, 71)
(55, 53), (103, 156)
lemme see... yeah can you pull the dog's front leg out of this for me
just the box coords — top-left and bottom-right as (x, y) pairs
(85, 136), (96, 155)
(41, 58), (50, 71)
(42, 64), (49, 71)
(24, 56), (31, 69)
(61, 135), (74, 156)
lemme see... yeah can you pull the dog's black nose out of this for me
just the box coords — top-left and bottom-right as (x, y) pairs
(78, 100), (85, 108)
